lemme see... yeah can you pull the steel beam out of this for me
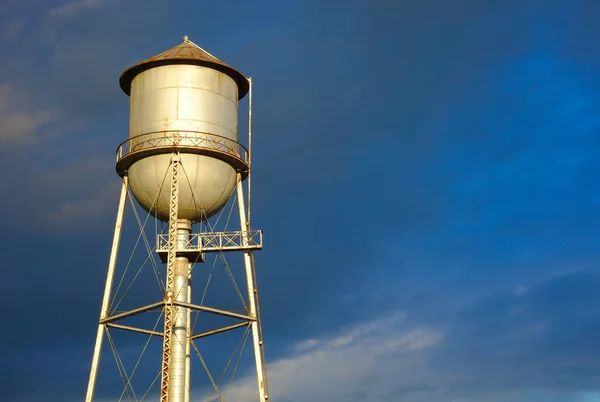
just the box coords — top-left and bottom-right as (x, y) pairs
(237, 173), (268, 402)
(99, 301), (165, 324)
(172, 300), (255, 322)
(106, 323), (164, 337)
(191, 322), (250, 340)
(85, 176), (129, 402)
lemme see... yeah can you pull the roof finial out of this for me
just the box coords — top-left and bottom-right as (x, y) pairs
(183, 35), (189, 42)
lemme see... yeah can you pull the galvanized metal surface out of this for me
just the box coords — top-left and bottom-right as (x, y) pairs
(88, 40), (270, 401)
(130, 154), (237, 222)
(125, 63), (243, 222)
(128, 64), (239, 138)
(168, 221), (193, 402)
(190, 322), (250, 340)
(171, 300), (255, 321)
(105, 323), (164, 337)
(93, 300), (253, 330)
(237, 175), (269, 402)
(247, 77), (253, 227)
(185, 271), (191, 402)
(99, 300), (165, 324)
(116, 130), (249, 171)
(170, 260), (190, 402)
(85, 176), (128, 402)
(161, 155), (181, 402)
(156, 230), (263, 258)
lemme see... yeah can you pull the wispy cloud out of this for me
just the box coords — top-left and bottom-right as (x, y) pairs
(45, 180), (121, 230)
(30, 156), (119, 232)
(196, 312), (445, 402)
(49, 0), (120, 18)
(0, 19), (25, 45)
(0, 82), (60, 147)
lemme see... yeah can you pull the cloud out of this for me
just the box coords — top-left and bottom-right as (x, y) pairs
(0, 82), (60, 146)
(44, 180), (122, 230)
(0, 19), (25, 45)
(28, 156), (120, 232)
(195, 312), (445, 402)
(48, 0), (120, 18)
(431, 271), (600, 394)
(214, 272), (600, 402)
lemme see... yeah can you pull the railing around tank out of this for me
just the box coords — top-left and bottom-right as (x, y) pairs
(116, 130), (249, 163)
(156, 230), (263, 253)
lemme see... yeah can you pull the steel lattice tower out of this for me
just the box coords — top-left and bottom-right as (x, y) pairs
(85, 36), (269, 402)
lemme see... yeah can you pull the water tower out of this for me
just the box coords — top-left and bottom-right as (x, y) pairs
(85, 36), (269, 402)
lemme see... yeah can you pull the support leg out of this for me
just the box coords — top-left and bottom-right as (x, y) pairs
(85, 176), (129, 402)
(236, 174), (268, 402)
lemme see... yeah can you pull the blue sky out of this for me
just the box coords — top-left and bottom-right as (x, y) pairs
(1, 0), (599, 401)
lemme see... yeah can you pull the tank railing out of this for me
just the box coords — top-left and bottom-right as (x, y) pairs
(157, 230), (263, 253)
(116, 130), (249, 163)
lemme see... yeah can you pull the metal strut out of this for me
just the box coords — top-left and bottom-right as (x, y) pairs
(236, 173), (269, 402)
(85, 176), (129, 402)
(161, 154), (180, 402)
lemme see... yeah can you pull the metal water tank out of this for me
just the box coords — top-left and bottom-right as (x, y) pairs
(116, 36), (249, 221)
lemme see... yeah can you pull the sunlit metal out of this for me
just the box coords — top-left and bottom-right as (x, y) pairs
(237, 174), (268, 402)
(86, 35), (270, 402)
(85, 176), (128, 402)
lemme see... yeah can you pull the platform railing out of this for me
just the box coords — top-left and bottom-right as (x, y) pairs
(156, 230), (263, 253)
(116, 130), (248, 163)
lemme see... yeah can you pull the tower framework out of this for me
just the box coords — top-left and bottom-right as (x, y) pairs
(85, 37), (269, 402)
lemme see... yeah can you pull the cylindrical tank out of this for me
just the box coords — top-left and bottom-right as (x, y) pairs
(117, 37), (249, 222)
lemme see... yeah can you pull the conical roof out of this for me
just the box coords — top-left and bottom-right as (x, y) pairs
(119, 36), (249, 99)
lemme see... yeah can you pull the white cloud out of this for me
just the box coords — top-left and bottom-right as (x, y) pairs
(68, 305), (591, 402)
(194, 311), (447, 402)
(48, 0), (120, 18)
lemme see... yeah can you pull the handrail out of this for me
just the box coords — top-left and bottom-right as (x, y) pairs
(156, 230), (263, 253)
(116, 130), (248, 163)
